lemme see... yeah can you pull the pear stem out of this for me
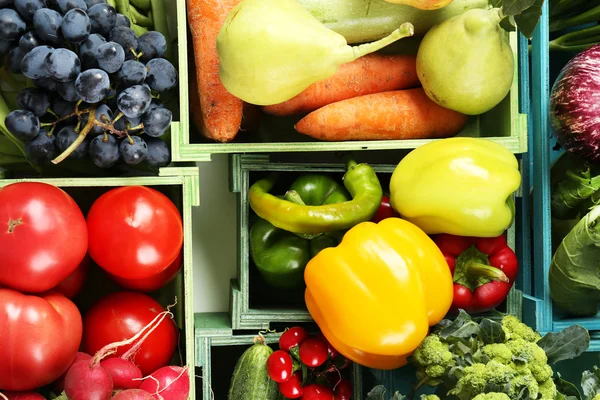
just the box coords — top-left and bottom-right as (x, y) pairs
(347, 22), (415, 62)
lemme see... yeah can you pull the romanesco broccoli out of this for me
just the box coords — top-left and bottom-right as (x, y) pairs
(472, 394), (510, 400)
(410, 334), (455, 386)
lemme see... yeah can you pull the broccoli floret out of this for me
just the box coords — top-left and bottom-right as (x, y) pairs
(420, 396), (440, 400)
(538, 378), (557, 400)
(472, 394), (511, 400)
(502, 315), (542, 342)
(411, 335), (455, 386)
(481, 343), (513, 364)
(593, 395), (600, 400)
(448, 361), (515, 400)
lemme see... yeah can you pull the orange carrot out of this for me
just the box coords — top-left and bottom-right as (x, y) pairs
(262, 54), (420, 117)
(294, 88), (469, 141)
(187, 0), (244, 143)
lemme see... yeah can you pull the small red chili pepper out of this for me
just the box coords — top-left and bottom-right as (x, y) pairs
(371, 194), (400, 223)
(433, 234), (518, 314)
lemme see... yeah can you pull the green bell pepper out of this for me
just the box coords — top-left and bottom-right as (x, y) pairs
(249, 174), (350, 288)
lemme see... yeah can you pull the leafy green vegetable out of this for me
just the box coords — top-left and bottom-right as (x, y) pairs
(438, 310), (481, 341)
(582, 366), (600, 399)
(549, 204), (600, 317)
(479, 319), (506, 345)
(494, 0), (545, 39)
(555, 373), (582, 400)
(366, 385), (406, 400)
(537, 325), (590, 364)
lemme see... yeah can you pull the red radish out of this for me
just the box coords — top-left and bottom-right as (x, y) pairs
(315, 332), (340, 360)
(299, 339), (328, 368)
(266, 350), (293, 383)
(0, 392), (45, 400)
(63, 360), (113, 400)
(100, 358), (143, 389)
(278, 371), (303, 399)
(279, 327), (310, 352)
(110, 389), (155, 400)
(138, 366), (190, 400)
(53, 352), (93, 394)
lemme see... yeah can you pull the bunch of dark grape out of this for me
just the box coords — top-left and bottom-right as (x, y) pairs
(0, 0), (177, 169)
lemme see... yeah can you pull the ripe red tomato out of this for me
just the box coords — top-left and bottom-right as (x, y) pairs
(0, 182), (88, 293)
(51, 255), (91, 299)
(279, 327), (310, 352)
(86, 186), (183, 280)
(107, 251), (183, 292)
(0, 289), (83, 391)
(82, 292), (178, 376)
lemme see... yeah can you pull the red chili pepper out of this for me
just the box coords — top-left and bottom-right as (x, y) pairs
(371, 195), (400, 223)
(433, 234), (518, 314)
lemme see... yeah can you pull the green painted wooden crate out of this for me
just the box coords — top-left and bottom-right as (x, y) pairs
(0, 167), (200, 399)
(172, 0), (528, 162)
(194, 312), (363, 400)
(227, 153), (523, 331)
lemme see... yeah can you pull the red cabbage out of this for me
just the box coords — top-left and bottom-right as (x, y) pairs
(550, 44), (600, 162)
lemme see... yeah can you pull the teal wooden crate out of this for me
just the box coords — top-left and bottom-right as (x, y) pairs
(228, 152), (524, 331)
(525, 0), (600, 337)
(194, 312), (363, 399)
(0, 167), (200, 399)
(171, 0), (529, 162)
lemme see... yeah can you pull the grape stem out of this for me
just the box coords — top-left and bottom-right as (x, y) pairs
(50, 106), (145, 164)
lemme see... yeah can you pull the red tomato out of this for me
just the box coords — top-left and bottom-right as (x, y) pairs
(86, 186), (183, 280)
(82, 292), (178, 376)
(51, 255), (91, 299)
(107, 251), (183, 292)
(0, 289), (82, 391)
(0, 182), (88, 293)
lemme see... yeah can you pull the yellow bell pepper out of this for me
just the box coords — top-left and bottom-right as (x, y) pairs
(389, 137), (521, 238)
(304, 218), (453, 370)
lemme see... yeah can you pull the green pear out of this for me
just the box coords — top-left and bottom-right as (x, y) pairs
(216, 0), (414, 106)
(416, 8), (514, 116)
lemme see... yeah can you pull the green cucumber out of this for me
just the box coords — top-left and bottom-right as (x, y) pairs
(296, 0), (489, 44)
(228, 338), (279, 400)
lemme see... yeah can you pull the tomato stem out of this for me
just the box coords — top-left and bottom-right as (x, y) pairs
(7, 218), (23, 233)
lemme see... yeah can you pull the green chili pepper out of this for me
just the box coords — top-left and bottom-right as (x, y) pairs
(130, 0), (150, 11)
(248, 160), (383, 235)
(150, 0), (172, 61)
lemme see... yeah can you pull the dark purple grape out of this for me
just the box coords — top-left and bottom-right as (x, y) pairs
(87, 3), (116, 36)
(15, 0), (46, 21)
(18, 31), (41, 52)
(17, 88), (50, 117)
(33, 77), (57, 91)
(119, 135), (146, 164)
(25, 129), (56, 164)
(117, 59), (145, 86)
(145, 58), (177, 92)
(142, 106), (171, 137)
(56, 125), (89, 158)
(117, 84), (151, 118)
(0, 0), (15, 6)
(56, 0), (86, 13)
(79, 32), (106, 68)
(114, 115), (140, 132)
(96, 41), (124, 73)
(45, 48), (80, 81)
(89, 133), (119, 168)
(144, 136), (169, 168)
(83, 0), (105, 6)
(109, 26), (136, 52)
(6, 46), (26, 73)
(137, 31), (166, 62)
(20, 45), (53, 79)
(33, 8), (63, 45)
(5, 109), (40, 140)
(51, 97), (76, 117)
(81, 103), (112, 135)
(75, 68), (110, 103)
(115, 13), (129, 28)
(61, 8), (91, 43)
(0, 39), (12, 55)
(57, 80), (79, 102)
(0, 9), (27, 40)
